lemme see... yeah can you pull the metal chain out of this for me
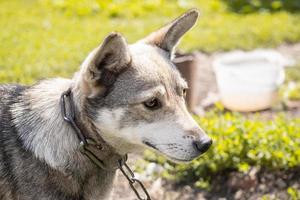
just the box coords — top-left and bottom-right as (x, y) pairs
(61, 89), (152, 200)
(118, 159), (152, 200)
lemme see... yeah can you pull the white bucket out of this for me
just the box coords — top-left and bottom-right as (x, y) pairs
(213, 50), (288, 112)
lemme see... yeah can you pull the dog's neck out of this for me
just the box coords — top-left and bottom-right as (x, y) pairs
(11, 78), (118, 172)
(11, 79), (82, 171)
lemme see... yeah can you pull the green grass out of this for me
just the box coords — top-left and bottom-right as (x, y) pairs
(1, 0), (300, 84)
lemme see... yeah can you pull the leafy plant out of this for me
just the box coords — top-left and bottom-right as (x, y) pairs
(145, 107), (300, 187)
(286, 64), (300, 83)
(287, 187), (300, 200)
(287, 83), (300, 101)
(280, 64), (300, 101)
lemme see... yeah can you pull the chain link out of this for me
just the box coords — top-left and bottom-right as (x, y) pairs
(118, 160), (152, 200)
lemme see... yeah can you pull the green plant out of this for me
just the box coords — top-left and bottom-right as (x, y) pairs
(223, 0), (300, 13)
(286, 64), (300, 83)
(287, 187), (300, 200)
(145, 107), (300, 187)
(280, 63), (300, 101)
(287, 83), (300, 101)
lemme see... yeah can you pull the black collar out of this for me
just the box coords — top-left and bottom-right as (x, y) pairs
(60, 88), (125, 170)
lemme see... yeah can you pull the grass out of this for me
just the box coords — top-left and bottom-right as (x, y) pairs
(0, 0), (300, 84)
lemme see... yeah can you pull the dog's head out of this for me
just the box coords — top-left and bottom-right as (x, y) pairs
(74, 9), (212, 162)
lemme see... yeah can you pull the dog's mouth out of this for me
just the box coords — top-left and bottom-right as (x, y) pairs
(142, 140), (196, 162)
(143, 141), (159, 150)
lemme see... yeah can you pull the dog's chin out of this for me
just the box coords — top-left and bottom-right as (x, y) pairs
(165, 156), (195, 163)
(142, 141), (198, 163)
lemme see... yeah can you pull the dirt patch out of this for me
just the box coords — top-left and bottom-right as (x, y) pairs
(112, 165), (300, 200)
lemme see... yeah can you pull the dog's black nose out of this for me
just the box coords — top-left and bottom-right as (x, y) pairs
(193, 138), (212, 153)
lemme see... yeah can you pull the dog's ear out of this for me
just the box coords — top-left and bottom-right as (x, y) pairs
(80, 33), (131, 96)
(139, 9), (199, 57)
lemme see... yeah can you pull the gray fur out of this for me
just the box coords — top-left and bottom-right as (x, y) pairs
(0, 83), (115, 200)
(0, 9), (210, 199)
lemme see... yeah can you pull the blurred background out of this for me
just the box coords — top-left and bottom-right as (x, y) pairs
(0, 0), (300, 199)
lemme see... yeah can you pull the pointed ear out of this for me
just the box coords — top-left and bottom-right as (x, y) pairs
(139, 9), (199, 56)
(92, 33), (131, 73)
(80, 33), (131, 96)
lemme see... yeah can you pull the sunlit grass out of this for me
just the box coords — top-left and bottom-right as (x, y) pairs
(0, 0), (300, 84)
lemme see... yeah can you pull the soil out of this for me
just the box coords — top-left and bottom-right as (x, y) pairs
(112, 161), (300, 200)
(111, 43), (300, 200)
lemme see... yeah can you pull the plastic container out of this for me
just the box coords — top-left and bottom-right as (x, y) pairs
(174, 54), (199, 112)
(213, 50), (287, 112)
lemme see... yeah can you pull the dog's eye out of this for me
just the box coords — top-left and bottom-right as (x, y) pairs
(143, 98), (161, 110)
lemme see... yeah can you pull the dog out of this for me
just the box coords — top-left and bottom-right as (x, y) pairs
(0, 9), (212, 200)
